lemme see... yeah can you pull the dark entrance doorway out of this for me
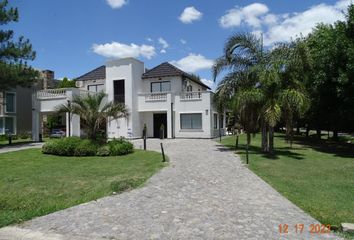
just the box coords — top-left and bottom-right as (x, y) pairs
(153, 113), (167, 138)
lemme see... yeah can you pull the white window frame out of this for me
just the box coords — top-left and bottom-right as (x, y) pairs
(180, 113), (203, 130)
(151, 81), (171, 93)
(5, 92), (16, 114)
(87, 84), (104, 92)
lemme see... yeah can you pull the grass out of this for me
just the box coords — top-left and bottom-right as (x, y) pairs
(221, 133), (354, 230)
(0, 148), (165, 228)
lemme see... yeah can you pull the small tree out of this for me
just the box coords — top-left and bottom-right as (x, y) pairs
(58, 77), (76, 88)
(56, 92), (127, 142)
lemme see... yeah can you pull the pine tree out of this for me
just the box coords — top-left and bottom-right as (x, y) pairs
(0, 0), (38, 90)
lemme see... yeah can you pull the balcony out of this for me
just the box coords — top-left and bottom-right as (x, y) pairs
(138, 92), (171, 112)
(144, 92), (168, 102)
(35, 88), (97, 113)
(37, 89), (67, 99)
(180, 92), (202, 101)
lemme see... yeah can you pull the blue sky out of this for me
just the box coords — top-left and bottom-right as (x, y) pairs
(8, 0), (351, 88)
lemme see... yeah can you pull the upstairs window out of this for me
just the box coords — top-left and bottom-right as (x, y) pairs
(151, 81), (171, 92)
(114, 80), (125, 104)
(186, 85), (193, 92)
(5, 92), (15, 113)
(88, 84), (104, 92)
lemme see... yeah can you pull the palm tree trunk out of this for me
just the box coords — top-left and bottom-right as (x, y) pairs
(235, 133), (239, 149)
(246, 132), (250, 164)
(261, 121), (268, 153)
(269, 126), (274, 155)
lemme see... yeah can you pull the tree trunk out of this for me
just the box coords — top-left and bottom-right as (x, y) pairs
(246, 133), (250, 164)
(261, 122), (268, 153)
(306, 126), (310, 138)
(235, 133), (239, 149)
(296, 125), (300, 135)
(316, 128), (321, 140)
(333, 129), (338, 141)
(290, 126), (293, 148)
(269, 126), (274, 155)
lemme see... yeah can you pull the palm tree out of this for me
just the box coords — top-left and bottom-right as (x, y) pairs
(56, 92), (127, 142)
(213, 32), (270, 154)
(270, 40), (311, 147)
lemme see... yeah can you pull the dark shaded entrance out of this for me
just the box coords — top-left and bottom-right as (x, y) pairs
(153, 113), (167, 138)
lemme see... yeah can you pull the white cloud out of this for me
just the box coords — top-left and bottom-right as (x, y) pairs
(106, 0), (127, 9)
(145, 37), (153, 42)
(219, 3), (269, 28)
(180, 39), (187, 44)
(92, 41), (156, 59)
(158, 37), (169, 49)
(179, 6), (203, 24)
(219, 0), (351, 46)
(160, 49), (166, 54)
(170, 53), (214, 73)
(263, 0), (350, 45)
(201, 78), (214, 88)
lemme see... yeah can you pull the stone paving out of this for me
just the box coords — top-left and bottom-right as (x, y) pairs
(0, 142), (43, 154)
(0, 139), (341, 239)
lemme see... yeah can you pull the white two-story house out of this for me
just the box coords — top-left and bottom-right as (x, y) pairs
(32, 58), (226, 140)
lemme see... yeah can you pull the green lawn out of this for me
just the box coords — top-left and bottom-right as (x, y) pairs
(221, 133), (354, 229)
(0, 149), (165, 227)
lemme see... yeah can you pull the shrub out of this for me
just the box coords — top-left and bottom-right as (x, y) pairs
(18, 132), (31, 139)
(42, 137), (82, 156)
(96, 146), (110, 156)
(110, 178), (144, 193)
(0, 135), (7, 141)
(74, 140), (97, 156)
(108, 139), (133, 156)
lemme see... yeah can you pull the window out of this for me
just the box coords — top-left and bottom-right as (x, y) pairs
(114, 80), (125, 104)
(151, 81), (171, 92)
(5, 92), (15, 113)
(180, 113), (202, 129)
(88, 84), (104, 92)
(0, 117), (15, 134)
(186, 85), (193, 92)
(5, 117), (14, 134)
(214, 114), (218, 129)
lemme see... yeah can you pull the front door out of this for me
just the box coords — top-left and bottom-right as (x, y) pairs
(153, 113), (167, 138)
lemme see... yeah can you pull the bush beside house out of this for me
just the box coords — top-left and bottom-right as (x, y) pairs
(42, 137), (133, 157)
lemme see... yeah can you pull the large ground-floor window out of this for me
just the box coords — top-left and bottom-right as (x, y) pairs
(180, 113), (202, 129)
(0, 117), (15, 134)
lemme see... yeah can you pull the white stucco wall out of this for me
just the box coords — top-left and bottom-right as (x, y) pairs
(174, 92), (213, 138)
(105, 58), (145, 139)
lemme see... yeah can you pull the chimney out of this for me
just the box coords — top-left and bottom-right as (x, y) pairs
(41, 70), (55, 89)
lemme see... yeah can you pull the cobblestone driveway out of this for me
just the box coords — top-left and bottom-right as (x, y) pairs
(0, 139), (341, 239)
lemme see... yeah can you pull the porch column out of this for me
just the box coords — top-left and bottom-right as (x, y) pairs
(66, 113), (80, 137)
(167, 109), (172, 139)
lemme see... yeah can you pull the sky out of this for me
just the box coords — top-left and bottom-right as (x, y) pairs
(8, 0), (352, 89)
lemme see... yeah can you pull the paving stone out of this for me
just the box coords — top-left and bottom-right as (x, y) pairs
(0, 139), (342, 239)
(341, 223), (354, 233)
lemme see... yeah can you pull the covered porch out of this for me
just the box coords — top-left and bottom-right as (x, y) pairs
(31, 88), (90, 141)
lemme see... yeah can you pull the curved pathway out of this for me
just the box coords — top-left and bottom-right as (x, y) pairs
(0, 139), (341, 239)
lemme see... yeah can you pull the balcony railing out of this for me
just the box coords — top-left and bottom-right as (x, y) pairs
(180, 92), (202, 100)
(37, 89), (67, 99)
(144, 93), (167, 101)
(37, 89), (98, 100)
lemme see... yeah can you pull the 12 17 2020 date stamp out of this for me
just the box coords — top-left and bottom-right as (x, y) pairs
(279, 224), (331, 234)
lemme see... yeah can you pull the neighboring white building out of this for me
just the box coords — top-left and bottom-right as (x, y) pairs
(32, 58), (226, 140)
